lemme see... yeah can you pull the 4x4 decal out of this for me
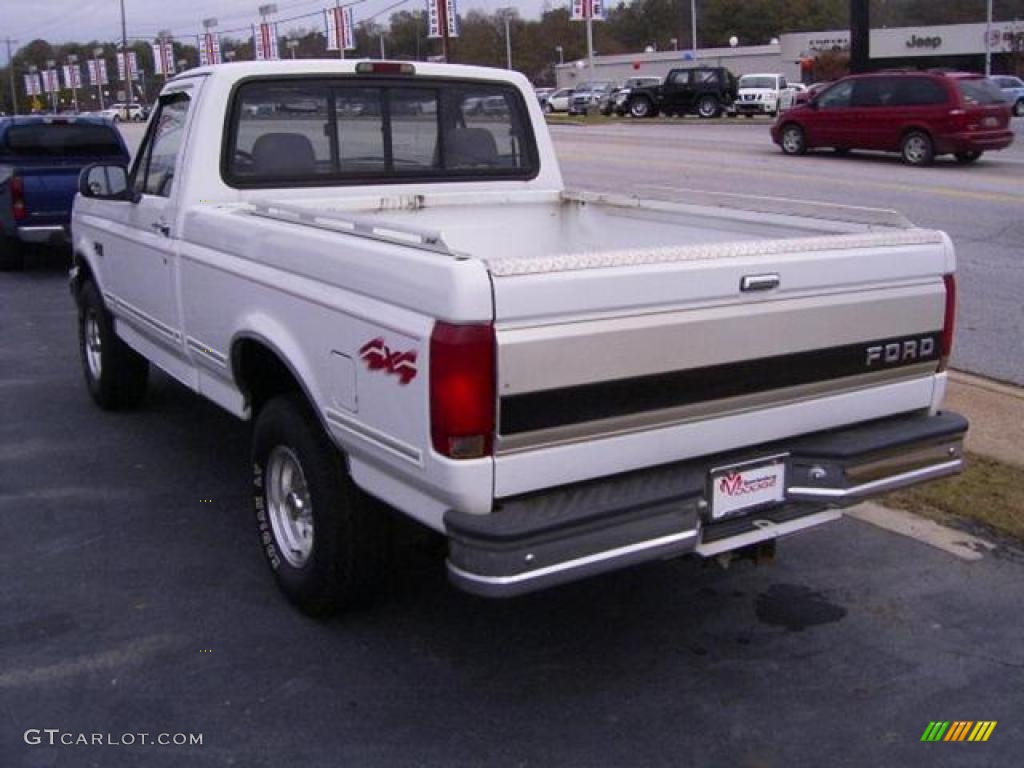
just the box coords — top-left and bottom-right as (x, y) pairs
(359, 338), (418, 385)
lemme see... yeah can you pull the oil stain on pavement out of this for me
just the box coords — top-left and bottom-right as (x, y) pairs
(755, 583), (847, 632)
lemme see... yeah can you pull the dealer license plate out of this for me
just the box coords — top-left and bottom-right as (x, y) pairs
(710, 457), (787, 520)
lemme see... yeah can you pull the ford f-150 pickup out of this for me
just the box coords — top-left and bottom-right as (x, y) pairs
(70, 60), (968, 615)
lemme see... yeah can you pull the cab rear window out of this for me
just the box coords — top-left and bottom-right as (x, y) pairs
(224, 77), (539, 187)
(4, 123), (124, 158)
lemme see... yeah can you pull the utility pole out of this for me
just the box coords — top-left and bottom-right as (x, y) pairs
(120, 0), (133, 110)
(850, 0), (870, 74)
(4, 38), (19, 115)
(690, 0), (697, 53)
(985, 0), (993, 76)
(499, 8), (513, 70)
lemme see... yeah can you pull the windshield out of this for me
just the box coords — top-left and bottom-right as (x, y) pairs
(956, 78), (1006, 105)
(739, 76), (777, 90)
(4, 122), (124, 158)
(226, 78), (538, 187)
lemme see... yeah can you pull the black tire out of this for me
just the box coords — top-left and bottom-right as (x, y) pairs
(0, 236), (24, 271)
(1015, 99), (1024, 117)
(252, 394), (388, 616)
(543, 102), (553, 114)
(744, 113), (754, 119)
(697, 96), (720, 118)
(78, 280), (149, 410)
(630, 97), (654, 118)
(954, 150), (983, 164)
(901, 130), (934, 166)
(780, 123), (807, 155)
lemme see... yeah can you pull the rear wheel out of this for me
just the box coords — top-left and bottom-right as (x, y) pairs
(252, 394), (388, 616)
(954, 150), (983, 164)
(697, 96), (720, 119)
(543, 102), (553, 114)
(901, 131), (934, 166)
(1015, 99), (1024, 117)
(0, 237), (24, 271)
(78, 281), (149, 410)
(630, 97), (654, 118)
(780, 124), (807, 155)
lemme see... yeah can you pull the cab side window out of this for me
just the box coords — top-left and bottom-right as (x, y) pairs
(132, 93), (191, 198)
(669, 71), (692, 86)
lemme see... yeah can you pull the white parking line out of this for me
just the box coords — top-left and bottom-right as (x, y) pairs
(847, 502), (996, 561)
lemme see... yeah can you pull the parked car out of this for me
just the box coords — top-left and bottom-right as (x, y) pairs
(733, 73), (789, 117)
(99, 102), (148, 122)
(601, 77), (662, 116)
(543, 87), (573, 114)
(990, 75), (1024, 116)
(0, 115), (129, 270)
(772, 71), (1014, 165)
(534, 87), (555, 107)
(626, 67), (738, 118)
(70, 60), (967, 614)
(779, 82), (808, 111)
(568, 81), (616, 115)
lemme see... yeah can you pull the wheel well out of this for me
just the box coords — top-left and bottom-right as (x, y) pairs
(232, 339), (303, 418)
(901, 126), (932, 142)
(71, 253), (96, 304)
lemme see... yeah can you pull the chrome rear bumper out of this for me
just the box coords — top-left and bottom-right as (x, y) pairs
(445, 411), (968, 598)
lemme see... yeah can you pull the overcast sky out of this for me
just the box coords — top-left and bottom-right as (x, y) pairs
(4, 0), (560, 64)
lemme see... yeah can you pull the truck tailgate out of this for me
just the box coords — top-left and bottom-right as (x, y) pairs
(485, 197), (954, 498)
(16, 165), (83, 225)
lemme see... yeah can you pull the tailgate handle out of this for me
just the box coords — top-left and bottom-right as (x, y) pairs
(740, 273), (780, 292)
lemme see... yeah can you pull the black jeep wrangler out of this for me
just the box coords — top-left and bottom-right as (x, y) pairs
(626, 67), (738, 119)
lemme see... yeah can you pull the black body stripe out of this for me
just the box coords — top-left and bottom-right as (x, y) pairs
(499, 333), (941, 435)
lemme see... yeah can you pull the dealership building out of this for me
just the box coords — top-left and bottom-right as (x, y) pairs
(554, 21), (1024, 87)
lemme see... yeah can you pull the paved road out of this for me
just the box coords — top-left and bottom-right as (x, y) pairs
(3, 266), (1024, 766)
(551, 118), (1024, 386)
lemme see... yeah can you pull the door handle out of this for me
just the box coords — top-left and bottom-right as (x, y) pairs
(150, 221), (170, 237)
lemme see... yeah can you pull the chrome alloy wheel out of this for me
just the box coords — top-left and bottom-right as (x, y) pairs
(781, 125), (804, 154)
(84, 309), (103, 380)
(266, 446), (315, 568)
(903, 134), (930, 165)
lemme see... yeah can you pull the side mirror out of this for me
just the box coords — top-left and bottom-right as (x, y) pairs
(78, 163), (139, 202)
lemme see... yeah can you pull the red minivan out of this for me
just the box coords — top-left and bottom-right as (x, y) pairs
(771, 71), (1014, 165)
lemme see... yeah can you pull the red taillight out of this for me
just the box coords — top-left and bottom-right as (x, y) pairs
(939, 273), (956, 371)
(10, 176), (26, 222)
(430, 322), (495, 459)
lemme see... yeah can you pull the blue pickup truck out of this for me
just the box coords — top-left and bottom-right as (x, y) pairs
(0, 115), (130, 270)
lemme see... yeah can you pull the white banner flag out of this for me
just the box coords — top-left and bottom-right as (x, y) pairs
(325, 6), (356, 51)
(199, 32), (222, 65)
(62, 64), (83, 89)
(42, 69), (60, 93)
(151, 39), (176, 76)
(23, 73), (42, 96)
(426, 0), (458, 39)
(253, 22), (279, 60)
(571, 0), (604, 21)
(88, 58), (109, 86)
(117, 51), (140, 81)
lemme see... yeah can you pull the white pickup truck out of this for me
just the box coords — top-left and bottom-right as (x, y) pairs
(71, 60), (967, 615)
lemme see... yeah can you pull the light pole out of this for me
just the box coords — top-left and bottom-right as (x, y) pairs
(499, 8), (514, 70)
(120, 0), (132, 110)
(92, 48), (105, 109)
(985, 0), (993, 76)
(690, 0), (697, 53)
(555, 45), (563, 65)
(67, 54), (79, 112)
(379, 32), (385, 59)
(45, 59), (58, 113)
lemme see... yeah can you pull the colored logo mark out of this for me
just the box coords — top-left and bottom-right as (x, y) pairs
(921, 721), (997, 742)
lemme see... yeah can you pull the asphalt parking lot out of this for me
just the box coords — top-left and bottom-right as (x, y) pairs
(3, 119), (1024, 767)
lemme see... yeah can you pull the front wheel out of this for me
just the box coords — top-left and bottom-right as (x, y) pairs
(543, 102), (553, 114)
(1015, 99), (1024, 117)
(954, 150), (983, 164)
(252, 394), (388, 616)
(697, 96), (720, 119)
(901, 131), (934, 166)
(780, 123), (807, 155)
(629, 97), (654, 118)
(78, 280), (149, 410)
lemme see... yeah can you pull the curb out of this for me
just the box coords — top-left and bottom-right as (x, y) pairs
(950, 369), (1024, 401)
